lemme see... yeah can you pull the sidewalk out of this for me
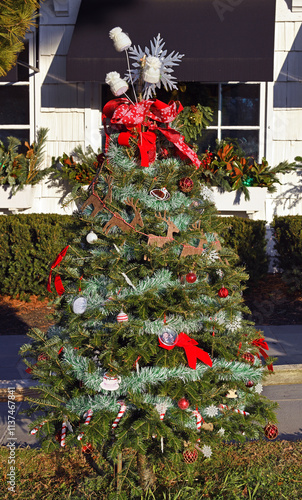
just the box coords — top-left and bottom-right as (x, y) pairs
(0, 326), (301, 446)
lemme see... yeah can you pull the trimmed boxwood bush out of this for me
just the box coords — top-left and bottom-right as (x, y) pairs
(0, 214), (81, 299)
(221, 216), (268, 283)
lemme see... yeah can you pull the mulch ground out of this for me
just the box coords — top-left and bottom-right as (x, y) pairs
(1, 274), (302, 336)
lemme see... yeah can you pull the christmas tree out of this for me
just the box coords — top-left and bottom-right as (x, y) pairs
(21, 28), (277, 493)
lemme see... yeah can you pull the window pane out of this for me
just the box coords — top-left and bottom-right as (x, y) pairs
(221, 129), (259, 159)
(196, 128), (218, 154)
(221, 84), (260, 126)
(0, 129), (30, 154)
(0, 86), (29, 125)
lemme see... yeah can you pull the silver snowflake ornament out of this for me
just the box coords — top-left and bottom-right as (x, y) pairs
(201, 444), (212, 458)
(254, 383), (263, 394)
(126, 34), (184, 99)
(205, 404), (219, 418)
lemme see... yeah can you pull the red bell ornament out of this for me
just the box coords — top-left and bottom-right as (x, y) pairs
(218, 287), (229, 298)
(186, 271), (197, 283)
(179, 177), (194, 193)
(264, 423), (279, 440)
(178, 397), (190, 410)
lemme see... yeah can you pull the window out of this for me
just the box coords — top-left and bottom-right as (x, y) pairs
(0, 36), (35, 149)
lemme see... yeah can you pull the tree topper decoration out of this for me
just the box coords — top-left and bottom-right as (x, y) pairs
(126, 33), (184, 99)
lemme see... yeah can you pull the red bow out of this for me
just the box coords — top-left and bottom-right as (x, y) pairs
(47, 245), (69, 296)
(159, 332), (212, 369)
(102, 98), (201, 168)
(252, 338), (273, 371)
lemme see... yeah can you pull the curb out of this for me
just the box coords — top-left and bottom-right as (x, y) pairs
(0, 380), (39, 402)
(263, 364), (302, 386)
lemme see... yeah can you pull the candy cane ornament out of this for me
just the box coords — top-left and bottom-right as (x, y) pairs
(60, 417), (68, 447)
(219, 404), (250, 416)
(31, 420), (47, 435)
(192, 408), (204, 431)
(112, 402), (127, 429)
(77, 409), (93, 441)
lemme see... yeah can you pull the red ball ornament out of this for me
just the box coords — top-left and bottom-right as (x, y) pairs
(264, 423), (279, 440)
(245, 380), (254, 388)
(82, 442), (94, 454)
(178, 397), (190, 410)
(186, 271), (197, 283)
(179, 177), (194, 193)
(218, 287), (229, 298)
(242, 352), (255, 364)
(117, 310), (128, 323)
(183, 449), (198, 463)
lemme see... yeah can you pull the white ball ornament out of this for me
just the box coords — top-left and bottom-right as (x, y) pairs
(86, 230), (98, 244)
(105, 71), (129, 96)
(117, 311), (128, 323)
(109, 27), (132, 52)
(143, 56), (161, 84)
(72, 297), (87, 315)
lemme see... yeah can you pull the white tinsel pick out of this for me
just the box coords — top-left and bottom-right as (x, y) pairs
(205, 405), (219, 418)
(109, 27), (132, 52)
(201, 445), (212, 458)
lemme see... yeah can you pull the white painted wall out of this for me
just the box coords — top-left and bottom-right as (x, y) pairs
(15, 0), (302, 221)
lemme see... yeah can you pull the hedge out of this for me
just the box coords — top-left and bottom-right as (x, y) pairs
(221, 216), (268, 283)
(0, 214), (81, 299)
(0, 214), (268, 299)
(272, 215), (302, 291)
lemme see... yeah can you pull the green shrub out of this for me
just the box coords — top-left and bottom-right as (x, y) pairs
(272, 215), (302, 291)
(221, 216), (268, 283)
(0, 214), (81, 299)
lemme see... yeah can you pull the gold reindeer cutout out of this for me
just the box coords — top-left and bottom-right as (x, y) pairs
(180, 221), (208, 258)
(81, 175), (113, 217)
(103, 197), (144, 234)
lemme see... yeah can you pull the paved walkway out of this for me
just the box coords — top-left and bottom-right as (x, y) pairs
(0, 326), (301, 446)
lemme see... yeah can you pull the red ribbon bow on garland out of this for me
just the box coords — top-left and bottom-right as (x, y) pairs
(47, 245), (69, 296)
(159, 332), (212, 369)
(102, 98), (201, 169)
(252, 338), (273, 372)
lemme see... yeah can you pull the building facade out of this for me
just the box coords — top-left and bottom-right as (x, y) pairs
(0, 0), (301, 220)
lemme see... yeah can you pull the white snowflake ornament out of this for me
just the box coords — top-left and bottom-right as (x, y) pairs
(205, 405), (219, 418)
(254, 383), (263, 394)
(217, 427), (225, 437)
(201, 445), (212, 458)
(126, 34), (184, 99)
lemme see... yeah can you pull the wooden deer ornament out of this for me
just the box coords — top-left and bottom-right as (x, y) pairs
(103, 197), (144, 234)
(180, 221), (208, 258)
(81, 176), (113, 217)
(147, 211), (180, 248)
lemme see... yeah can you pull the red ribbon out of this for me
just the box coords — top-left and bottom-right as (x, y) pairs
(102, 98), (201, 168)
(159, 332), (212, 369)
(252, 338), (273, 371)
(47, 245), (69, 296)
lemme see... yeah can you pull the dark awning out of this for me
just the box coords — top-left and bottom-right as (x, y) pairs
(66, 0), (276, 83)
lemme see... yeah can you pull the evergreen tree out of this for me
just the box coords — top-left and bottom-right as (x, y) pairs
(0, 0), (41, 77)
(21, 28), (277, 493)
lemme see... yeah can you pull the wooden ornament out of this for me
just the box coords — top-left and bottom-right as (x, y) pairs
(147, 211), (180, 249)
(81, 176), (113, 217)
(180, 222), (207, 258)
(226, 389), (238, 399)
(103, 197), (143, 234)
(202, 422), (214, 431)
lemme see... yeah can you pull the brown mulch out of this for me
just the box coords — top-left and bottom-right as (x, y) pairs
(0, 274), (302, 336)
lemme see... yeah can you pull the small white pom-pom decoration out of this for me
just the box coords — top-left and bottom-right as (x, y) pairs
(109, 27), (132, 52)
(86, 231), (98, 244)
(117, 311), (128, 323)
(143, 56), (161, 84)
(72, 297), (87, 314)
(105, 71), (129, 96)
